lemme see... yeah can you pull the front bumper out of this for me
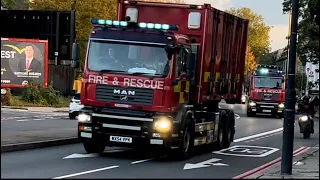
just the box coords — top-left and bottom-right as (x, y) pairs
(77, 110), (181, 149)
(247, 101), (284, 114)
(78, 130), (180, 149)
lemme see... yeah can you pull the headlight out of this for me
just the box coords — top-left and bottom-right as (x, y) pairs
(241, 96), (246, 101)
(278, 103), (284, 108)
(77, 113), (91, 122)
(299, 116), (308, 121)
(249, 101), (256, 106)
(153, 117), (172, 133)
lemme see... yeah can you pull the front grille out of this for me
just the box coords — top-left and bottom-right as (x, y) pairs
(96, 84), (154, 105)
(258, 92), (279, 100)
(93, 115), (152, 137)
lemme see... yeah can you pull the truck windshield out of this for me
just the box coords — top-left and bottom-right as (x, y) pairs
(254, 77), (283, 89)
(87, 40), (170, 76)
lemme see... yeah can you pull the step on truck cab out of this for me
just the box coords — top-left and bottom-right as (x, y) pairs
(247, 65), (285, 118)
(71, 0), (249, 159)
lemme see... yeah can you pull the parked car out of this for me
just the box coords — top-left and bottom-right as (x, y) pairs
(69, 93), (84, 119)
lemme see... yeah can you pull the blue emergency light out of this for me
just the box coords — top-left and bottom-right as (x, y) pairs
(90, 19), (178, 30)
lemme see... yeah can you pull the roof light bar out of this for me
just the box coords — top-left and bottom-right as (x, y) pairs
(91, 19), (129, 27)
(138, 22), (177, 30)
(91, 18), (178, 30)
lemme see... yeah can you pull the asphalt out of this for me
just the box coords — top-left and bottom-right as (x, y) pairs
(1, 108), (77, 145)
(1, 104), (319, 179)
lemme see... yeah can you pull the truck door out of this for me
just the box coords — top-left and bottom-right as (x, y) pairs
(174, 46), (190, 104)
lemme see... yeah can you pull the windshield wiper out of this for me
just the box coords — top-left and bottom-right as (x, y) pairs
(98, 69), (126, 75)
(129, 72), (155, 76)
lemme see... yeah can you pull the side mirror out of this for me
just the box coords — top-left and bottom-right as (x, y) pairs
(71, 42), (80, 68)
(165, 45), (174, 60)
(186, 52), (196, 79)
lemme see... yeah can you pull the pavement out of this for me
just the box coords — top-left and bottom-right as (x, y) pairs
(1, 103), (319, 179)
(1, 106), (69, 112)
(1, 108), (77, 152)
(246, 144), (319, 179)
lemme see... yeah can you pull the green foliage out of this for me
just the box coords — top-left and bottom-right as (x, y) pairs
(283, 0), (319, 65)
(1, 0), (29, 10)
(295, 72), (307, 91)
(30, 0), (117, 69)
(20, 80), (69, 107)
(226, 7), (272, 63)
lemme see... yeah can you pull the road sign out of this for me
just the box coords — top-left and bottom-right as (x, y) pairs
(213, 145), (279, 157)
(183, 158), (228, 170)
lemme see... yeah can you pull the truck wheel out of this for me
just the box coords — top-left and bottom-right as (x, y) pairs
(83, 141), (106, 154)
(212, 110), (227, 151)
(222, 110), (234, 148)
(69, 113), (76, 119)
(175, 124), (194, 160)
(247, 111), (255, 117)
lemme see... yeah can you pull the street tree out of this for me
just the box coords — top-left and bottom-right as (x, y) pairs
(1, 0), (29, 10)
(244, 46), (257, 74)
(30, 0), (117, 69)
(283, 0), (319, 88)
(31, 0), (183, 69)
(226, 7), (271, 65)
(283, 0), (319, 65)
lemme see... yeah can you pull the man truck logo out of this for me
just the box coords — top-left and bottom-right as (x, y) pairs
(113, 89), (136, 96)
(120, 96), (128, 101)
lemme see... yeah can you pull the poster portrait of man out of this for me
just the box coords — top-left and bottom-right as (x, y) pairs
(17, 45), (42, 72)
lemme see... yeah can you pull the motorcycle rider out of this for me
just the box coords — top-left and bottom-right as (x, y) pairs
(298, 95), (315, 133)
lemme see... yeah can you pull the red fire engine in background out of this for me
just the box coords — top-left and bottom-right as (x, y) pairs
(246, 65), (285, 118)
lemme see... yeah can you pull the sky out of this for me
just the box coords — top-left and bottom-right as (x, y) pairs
(184, 0), (290, 52)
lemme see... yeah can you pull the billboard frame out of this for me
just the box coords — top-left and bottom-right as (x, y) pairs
(1, 37), (48, 88)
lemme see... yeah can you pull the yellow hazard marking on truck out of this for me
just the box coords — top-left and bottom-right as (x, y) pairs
(194, 136), (207, 146)
(215, 72), (220, 82)
(174, 81), (181, 92)
(204, 72), (210, 82)
(179, 92), (185, 104)
(185, 81), (190, 92)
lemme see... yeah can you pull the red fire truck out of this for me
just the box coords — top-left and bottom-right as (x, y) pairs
(71, 0), (248, 159)
(246, 65), (285, 118)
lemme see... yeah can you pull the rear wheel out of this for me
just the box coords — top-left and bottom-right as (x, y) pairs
(302, 125), (311, 139)
(213, 110), (232, 150)
(222, 110), (234, 148)
(247, 110), (255, 117)
(69, 113), (76, 119)
(83, 141), (106, 153)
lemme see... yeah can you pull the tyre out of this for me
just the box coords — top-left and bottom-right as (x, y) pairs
(302, 125), (311, 139)
(213, 110), (227, 151)
(69, 113), (76, 119)
(175, 124), (194, 160)
(222, 110), (234, 148)
(247, 111), (255, 117)
(83, 141), (106, 153)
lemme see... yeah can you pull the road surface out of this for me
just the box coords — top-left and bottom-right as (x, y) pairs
(1, 108), (77, 145)
(1, 104), (319, 179)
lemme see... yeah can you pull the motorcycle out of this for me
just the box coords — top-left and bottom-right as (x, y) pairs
(297, 99), (316, 139)
(298, 113), (314, 139)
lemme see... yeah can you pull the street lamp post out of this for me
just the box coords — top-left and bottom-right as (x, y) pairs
(281, 0), (299, 175)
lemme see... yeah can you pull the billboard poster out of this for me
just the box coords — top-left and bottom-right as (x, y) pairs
(1, 38), (48, 88)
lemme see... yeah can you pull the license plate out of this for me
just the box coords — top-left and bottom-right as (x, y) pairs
(110, 136), (132, 143)
(262, 109), (272, 113)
